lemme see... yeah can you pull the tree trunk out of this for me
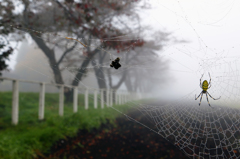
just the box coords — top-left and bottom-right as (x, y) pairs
(61, 48), (100, 103)
(107, 69), (128, 104)
(30, 35), (64, 85)
(30, 35), (77, 104)
(72, 48), (100, 86)
(125, 74), (133, 92)
(65, 87), (76, 103)
(92, 60), (107, 102)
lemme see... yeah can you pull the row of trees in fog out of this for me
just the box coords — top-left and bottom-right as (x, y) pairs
(0, 0), (173, 101)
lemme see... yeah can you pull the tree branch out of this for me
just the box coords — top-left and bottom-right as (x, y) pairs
(72, 46), (101, 86)
(57, 40), (78, 66)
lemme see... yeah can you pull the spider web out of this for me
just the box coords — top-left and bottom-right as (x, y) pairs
(137, 60), (240, 158)
(2, 0), (240, 158)
(133, 0), (240, 158)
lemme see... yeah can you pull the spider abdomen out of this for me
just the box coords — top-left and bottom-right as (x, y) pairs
(202, 80), (208, 91)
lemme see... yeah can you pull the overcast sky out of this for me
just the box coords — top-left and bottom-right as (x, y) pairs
(137, 0), (240, 102)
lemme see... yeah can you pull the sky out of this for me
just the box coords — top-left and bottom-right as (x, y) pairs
(136, 0), (240, 101)
(4, 0), (240, 103)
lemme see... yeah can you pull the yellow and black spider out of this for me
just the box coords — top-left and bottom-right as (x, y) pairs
(195, 72), (221, 107)
(110, 57), (121, 69)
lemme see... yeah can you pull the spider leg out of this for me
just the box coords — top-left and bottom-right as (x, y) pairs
(207, 92), (221, 100)
(200, 74), (204, 88)
(208, 72), (212, 89)
(195, 92), (202, 100)
(208, 84), (212, 89)
(199, 93), (203, 106)
(205, 93), (213, 108)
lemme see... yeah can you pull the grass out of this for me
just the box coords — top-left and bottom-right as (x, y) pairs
(0, 92), (135, 159)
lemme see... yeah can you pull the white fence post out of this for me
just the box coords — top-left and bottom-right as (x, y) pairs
(120, 94), (122, 104)
(106, 89), (109, 107)
(110, 90), (113, 106)
(125, 94), (128, 103)
(85, 88), (88, 109)
(94, 90), (97, 109)
(73, 87), (78, 113)
(39, 83), (45, 120)
(59, 86), (64, 116)
(113, 90), (115, 105)
(116, 91), (118, 105)
(101, 89), (104, 109)
(119, 94), (121, 105)
(12, 80), (19, 125)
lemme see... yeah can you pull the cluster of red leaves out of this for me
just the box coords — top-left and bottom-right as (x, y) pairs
(100, 37), (145, 53)
(74, 2), (97, 23)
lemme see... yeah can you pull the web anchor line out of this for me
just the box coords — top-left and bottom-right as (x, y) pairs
(8, 24), (116, 61)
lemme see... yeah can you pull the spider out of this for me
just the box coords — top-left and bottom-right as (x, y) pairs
(110, 57), (121, 69)
(195, 72), (221, 107)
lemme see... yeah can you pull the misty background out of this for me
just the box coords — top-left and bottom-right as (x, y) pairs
(1, 0), (240, 105)
(2, 1), (240, 158)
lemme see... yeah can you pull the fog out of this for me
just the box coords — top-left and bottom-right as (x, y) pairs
(1, 1), (240, 158)
(2, 0), (240, 105)
(140, 0), (240, 104)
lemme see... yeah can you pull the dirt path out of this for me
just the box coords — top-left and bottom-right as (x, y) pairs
(36, 109), (189, 159)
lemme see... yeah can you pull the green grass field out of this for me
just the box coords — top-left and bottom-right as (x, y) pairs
(0, 92), (134, 159)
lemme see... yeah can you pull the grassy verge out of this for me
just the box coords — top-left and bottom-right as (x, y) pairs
(0, 92), (134, 159)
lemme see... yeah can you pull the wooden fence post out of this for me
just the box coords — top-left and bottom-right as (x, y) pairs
(39, 83), (45, 120)
(73, 87), (78, 113)
(94, 90), (97, 109)
(85, 88), (88, 109)
(59, 86), (64, 116)
(12, 80), (19, 125)
(101, 89), (104, 109)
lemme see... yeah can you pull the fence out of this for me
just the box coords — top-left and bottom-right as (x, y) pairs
(0, 77), (140, 125)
